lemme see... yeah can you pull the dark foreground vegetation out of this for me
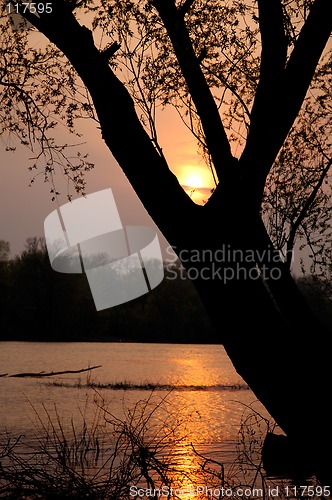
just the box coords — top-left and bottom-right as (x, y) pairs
(0, 392), (325, 500)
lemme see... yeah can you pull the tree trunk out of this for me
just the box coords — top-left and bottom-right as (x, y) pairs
(27, 9), (332, 483)
(183, 198), (331, 482)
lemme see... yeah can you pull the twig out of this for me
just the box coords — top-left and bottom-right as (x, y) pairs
(8, 365), (102, 378)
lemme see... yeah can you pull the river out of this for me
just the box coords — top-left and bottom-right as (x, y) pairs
(0, 342), (282, 498)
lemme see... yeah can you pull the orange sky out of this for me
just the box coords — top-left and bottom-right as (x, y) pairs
(1, 13), (330, 263)
(0, 99), (214, 256)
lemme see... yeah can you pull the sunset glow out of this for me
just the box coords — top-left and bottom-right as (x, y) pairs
(176, 165), (215, 204)
(183, 173), (204, 188)
(178, 166), (214, 188)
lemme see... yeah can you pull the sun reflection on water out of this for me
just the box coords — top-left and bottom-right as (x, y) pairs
(0, 343), (277, 499)
(142, 392), (244, 500)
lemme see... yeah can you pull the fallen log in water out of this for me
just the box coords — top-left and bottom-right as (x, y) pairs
(4, 365), (101, 378)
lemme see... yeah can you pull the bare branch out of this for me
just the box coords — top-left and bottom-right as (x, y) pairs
(178, 0), (196, 17)
(201, 63), (251, 123)
(20, 4), (198, 244)
(101, 41), (121, 61)
(240, 0), (332, 210)
(9, 365), (102, 378)
(152, 0), (235, 182)
(240, 0), (287, 169)
(285, 158), (332, 268)
(257, 0), (288, 78)
(283, 0), (332, 133)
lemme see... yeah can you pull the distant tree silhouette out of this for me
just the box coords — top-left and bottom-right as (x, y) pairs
(1, 0), (332, 480)
(0, 238), (214, 342)
(0, 240), (10, 262)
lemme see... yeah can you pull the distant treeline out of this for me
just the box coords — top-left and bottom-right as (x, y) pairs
(0, 238), (217, 342)
(1, 237), (332, 342)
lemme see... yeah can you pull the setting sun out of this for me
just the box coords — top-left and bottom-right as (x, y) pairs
(183, 173), (205, 188)
(176, 165), (215, 204)
(178, 166), (214, 189)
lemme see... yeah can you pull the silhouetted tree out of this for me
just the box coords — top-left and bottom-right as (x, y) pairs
(0, 240), (10, 262)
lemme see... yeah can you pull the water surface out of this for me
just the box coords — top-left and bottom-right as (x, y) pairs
(0, 342), (273, 496)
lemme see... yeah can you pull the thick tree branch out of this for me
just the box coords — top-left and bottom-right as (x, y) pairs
(17, 2), (199, 248)
(241, 0), (287, 148)
(240, 0), (332, 211)
(152, 0), (235, 183)
(8, 365), (102, 378)
(101, 41), (121, 61)
(201, 63), (251, 122)
(179, 0), (196, 17)
(257, 0), (288, 79)
(281, 0), (332, 146)
(239, 0), (287, 190)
